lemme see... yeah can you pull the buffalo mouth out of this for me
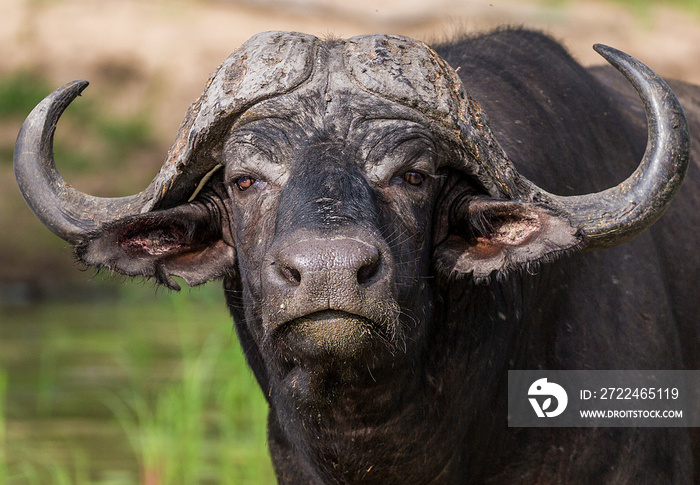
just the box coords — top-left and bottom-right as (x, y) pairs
(275, 310), (387, 361)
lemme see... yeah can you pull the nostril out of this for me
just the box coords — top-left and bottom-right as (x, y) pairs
(357, 257), (381, 286)
(280, 265), (302, 285)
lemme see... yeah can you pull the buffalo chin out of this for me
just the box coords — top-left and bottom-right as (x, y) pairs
(269, 311), (395, 406)
(271, 310), (408, 406)
(279, 310), (378, 361)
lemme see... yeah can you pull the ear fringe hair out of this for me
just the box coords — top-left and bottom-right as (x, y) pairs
(74, 259), (170, 292)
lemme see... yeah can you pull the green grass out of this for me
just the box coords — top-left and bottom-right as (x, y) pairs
(548, 0), (700, 16)
(0, 368), (6, 484)
(0, 72), (53, 119)
(613, 0), (699, 9)
(0, 285), (275, 484)
(0, 70), (158, 171)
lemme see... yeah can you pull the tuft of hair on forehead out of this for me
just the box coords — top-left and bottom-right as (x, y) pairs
(321, 32), (343, 42)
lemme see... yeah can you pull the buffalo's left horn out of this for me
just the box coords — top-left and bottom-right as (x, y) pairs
(14, 81), (160, 244)
(531, 44), (690, 249)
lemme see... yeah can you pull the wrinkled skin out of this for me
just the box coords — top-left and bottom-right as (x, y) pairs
(54, 29), (700, 483)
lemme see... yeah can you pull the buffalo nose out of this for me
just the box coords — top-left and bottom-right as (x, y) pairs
(274, 237), (382, 288)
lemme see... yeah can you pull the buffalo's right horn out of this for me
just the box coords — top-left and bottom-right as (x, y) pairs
(14, 81), (161, 244)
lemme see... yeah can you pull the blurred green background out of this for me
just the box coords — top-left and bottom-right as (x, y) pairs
(0, 0), (698, 483)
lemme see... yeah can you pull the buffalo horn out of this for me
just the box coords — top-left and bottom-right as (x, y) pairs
(14, 81), (161, 244)
(531, 45), (690, 249)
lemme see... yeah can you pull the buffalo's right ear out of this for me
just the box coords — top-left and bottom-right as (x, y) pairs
(75, 193), (236, 290)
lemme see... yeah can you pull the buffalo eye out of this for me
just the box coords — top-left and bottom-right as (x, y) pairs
(235, 175), (256, 191)
(403, 171), (425, 186)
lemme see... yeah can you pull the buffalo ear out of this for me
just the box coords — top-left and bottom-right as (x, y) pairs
(75, 200), (236, 290)
(434, 196), (582, 279)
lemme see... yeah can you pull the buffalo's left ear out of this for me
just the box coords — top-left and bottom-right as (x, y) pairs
(434, 195), (583, 279)
(75, 194), (236, 290)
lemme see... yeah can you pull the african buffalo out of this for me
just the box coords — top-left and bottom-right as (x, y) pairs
(14, 28), (700, 483)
